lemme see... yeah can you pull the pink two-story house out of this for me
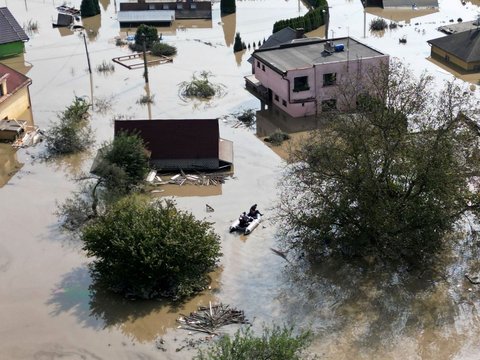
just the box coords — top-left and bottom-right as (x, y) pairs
(246, 37), (389, 118)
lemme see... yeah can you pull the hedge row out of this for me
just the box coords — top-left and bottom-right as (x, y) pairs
(272, 0), (328, 34)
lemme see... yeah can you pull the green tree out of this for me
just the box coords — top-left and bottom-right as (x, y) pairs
(134, 24), (159, 49)
(233, 32), (245, 53)
(221, 0), (236, 14)
(195, 325), (312, 360)
(80, 0), (101, 17)
(56, 133), (150, 230)
(82, 195), (222, 299)
(278, 60), (480, 267)
(96, 132), (150, 194)
(45, 97), (93, 155)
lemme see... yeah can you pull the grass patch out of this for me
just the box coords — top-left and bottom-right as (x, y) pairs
(24, 19), (38, 32)
(137, 94), (155, 105)
(179, 71), (225, 100)
(96, 60), (115, 74)
(265, 130), (290, 146)
(370, 18), (388, 31)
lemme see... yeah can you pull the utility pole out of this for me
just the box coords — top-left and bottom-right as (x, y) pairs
(82, 32), (92, 74)
(142, 33), (149, 84)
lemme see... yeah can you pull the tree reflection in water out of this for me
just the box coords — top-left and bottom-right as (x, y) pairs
(275, 230), (480, 358)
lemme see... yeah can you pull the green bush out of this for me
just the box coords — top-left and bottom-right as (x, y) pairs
(370, 18), (388, 31)
(45, 97), (93, 155)
(151, 42), (177, 56)
(82, 196), (222, 299)
(266, 130), (290, 146)
(180, 71), (223, 99)
(195, 325), (312, 360)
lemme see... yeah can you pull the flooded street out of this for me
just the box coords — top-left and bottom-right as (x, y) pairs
(1, 0), (480, 359)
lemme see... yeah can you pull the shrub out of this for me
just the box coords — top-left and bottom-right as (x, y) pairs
(151, 42), (177, 57)
(180, 71), (224, 99)
(95, 60), (115, 73)
(370, 18), (388, 31)
(195, 325), (312, 360)
(45, 97), (93, 155)
(137, 94), (155, 105)
(82, 196), (222, 299)
(266, 130), (290, 146)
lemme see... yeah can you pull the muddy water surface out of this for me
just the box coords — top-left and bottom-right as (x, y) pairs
(2, 0), (480, 359)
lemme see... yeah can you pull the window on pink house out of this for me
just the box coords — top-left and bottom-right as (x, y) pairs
(293, 76), (309, 92)
(322, 99), (337, 111)
(323, 73), (336, 86)
(282, 99), (287, 107)
(274, 94), (279, 101)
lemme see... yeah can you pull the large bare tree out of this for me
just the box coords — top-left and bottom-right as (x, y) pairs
(278, 60), (480, 266)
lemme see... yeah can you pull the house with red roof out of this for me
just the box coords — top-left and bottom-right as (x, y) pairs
(0, 7), (29, 59)
(0, 63), (33, 122)
(114, 119), (233, 171)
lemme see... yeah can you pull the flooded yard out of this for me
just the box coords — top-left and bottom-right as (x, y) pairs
(2, 0), (480, 359)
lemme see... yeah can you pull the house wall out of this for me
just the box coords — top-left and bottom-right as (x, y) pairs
(0, 42), (25, 59)
(120, 1), (212, 18)
(150, 158), (219, 170)
(0, 87), (31, 120)
(430, 46), (469, 70)
(253, 54), (389, 118)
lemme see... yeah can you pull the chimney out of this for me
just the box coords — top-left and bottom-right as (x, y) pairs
(295, 28), (305, 39)
(0, 74), (8, 97)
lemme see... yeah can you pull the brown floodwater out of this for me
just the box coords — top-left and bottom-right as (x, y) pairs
(2, 0), (480, 359)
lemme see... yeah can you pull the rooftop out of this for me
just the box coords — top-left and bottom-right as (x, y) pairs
(117, 10), (175, 23)
(0, 7), (29, 45)
(0, 63), (32, 104)
(427, 29), (480, 63)
(252, 37), (386, 73)
(382, 0), (438, 7)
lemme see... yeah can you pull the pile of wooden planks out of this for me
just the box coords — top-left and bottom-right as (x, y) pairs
(168, 172), (228, 186)
(177, 302), (249, 335)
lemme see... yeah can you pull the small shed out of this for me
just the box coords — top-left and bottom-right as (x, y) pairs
(114, 119), (233, 171)
(0, 7), (29, 59)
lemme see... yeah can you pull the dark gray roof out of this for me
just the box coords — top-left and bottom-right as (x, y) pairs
(427, 30), (480, 63)
(383, 0), (438, 7)
(260, 27), (299, 50)
(252, 37), (387, 74)
(0, 7), (29, 45)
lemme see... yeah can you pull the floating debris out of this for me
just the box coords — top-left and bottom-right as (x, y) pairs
(149, 171), (230, 187)
(177, 302), (249, 335)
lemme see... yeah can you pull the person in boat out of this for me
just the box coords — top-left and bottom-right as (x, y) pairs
(239, 212), (250, 227)
(248, 204), (263, 218)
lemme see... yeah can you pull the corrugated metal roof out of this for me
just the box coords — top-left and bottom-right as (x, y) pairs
(114, 119), (220, 160)
(0, 7), (29, 45)
(117, 10), (175, 23)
